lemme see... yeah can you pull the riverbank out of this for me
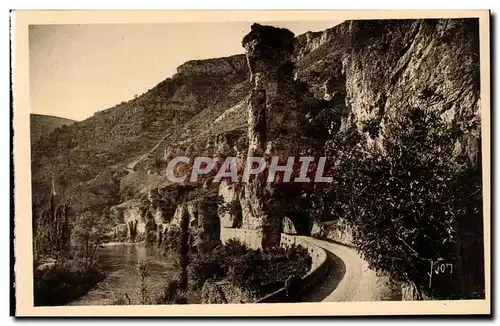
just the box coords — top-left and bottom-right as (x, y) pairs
(34, 259), (106, 306)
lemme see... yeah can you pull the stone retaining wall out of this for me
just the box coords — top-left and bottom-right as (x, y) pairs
(220, 227), (263, 250)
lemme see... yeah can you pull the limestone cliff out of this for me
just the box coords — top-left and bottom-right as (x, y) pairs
(296, 19), (480, 164)
(31, 19), (481, 249)
(240, 24), (320, 248)
(215, 19), (480, 249)
(176, 55), (247, 77)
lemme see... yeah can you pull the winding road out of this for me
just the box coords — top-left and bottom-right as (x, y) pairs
(300, 237), (400, 302)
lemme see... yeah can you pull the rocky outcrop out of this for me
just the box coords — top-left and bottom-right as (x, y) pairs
(239, 24), (327, 248)
(176, 54), (248, 77)
(282, 216), (297, 235)
(310, 219), (354, 247)
(111, 199), (145, 224)
(171, 201), (196, 227)
(241, 24), (298, 248)
(296, 19), (481, 164)
(243, 24), (315, 155)
(218, 181), (242, 228)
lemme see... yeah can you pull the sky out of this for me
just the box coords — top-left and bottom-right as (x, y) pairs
(29, 21), (342, 121)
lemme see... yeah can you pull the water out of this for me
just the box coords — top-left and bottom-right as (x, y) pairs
(68, 243), (177, 306)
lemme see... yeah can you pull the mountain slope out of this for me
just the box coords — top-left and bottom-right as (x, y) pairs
(31, 19), (480, 219)
(30, 114), (75, 144)
(30, 54), (250, 213)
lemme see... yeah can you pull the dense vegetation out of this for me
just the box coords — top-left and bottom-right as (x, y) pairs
(30, 19), (483, 304)
(34, 260), (105, 306)
(33, 193), (113, 306)
(30, 114), (75, 144)
(308, 106), (483, 299)
(30, 55), (250, 216)
(189, 240), (311, 298)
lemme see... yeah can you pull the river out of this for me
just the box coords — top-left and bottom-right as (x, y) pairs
(68, 243), (177, 306)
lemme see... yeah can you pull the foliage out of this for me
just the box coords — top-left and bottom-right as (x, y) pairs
(153, 278), (188, 305)
(110, 293), (132, 305)
(177, 208), (190, 290)
(33, 193), (71, 260)
(323, 106), (483, 299)
(128, 219), (139, 243)
(361, 117), (381, 139)
(160, 210), (192, 290)
(33, 259), (105, 306)
(188, 240), (311, 298)
(144, 211), (158, 246)
(218, 200), (243, 228)
(161, 226), (183, 256)
(228, 244), (312, 297)
(137, 260), (151, 305)
(72, 211), (111, 268)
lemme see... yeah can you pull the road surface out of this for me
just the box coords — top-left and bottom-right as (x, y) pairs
(300, 237), (400, 302)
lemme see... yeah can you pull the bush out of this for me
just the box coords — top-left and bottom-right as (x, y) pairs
(188, 240), (311, 297)
(72, 211), (111, 268)
(33, 259), (105, 306)
(128, 219), (139, 243)
(324, 106), (483, 299)
(153, 278), (188, 305)
(144, 211), (158, 246)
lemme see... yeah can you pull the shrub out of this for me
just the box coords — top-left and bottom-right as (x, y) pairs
(33, 259), (105, 306)
(228, 245), (311, 297)
(153, 278), (188, 305)
(324, 106), (483, 299)
(33, 193), (71, 259)
(188, 240), (311, 297)
(144, 211), (158, 246)
(128, 219), (138, 243)
(137, 260), (151, 305)
(72, 211), (111, 268)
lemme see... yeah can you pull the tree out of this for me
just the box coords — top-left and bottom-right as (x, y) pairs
(137, 260), (150, 305)
(72, 211), (111, 268)
(128, 219), (139, 243)
(144, 210), (158, 247)
(323, 107), (483, 299)
(33, 192), (72, 260)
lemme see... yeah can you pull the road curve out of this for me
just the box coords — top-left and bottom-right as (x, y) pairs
(299, 236), (397, 302)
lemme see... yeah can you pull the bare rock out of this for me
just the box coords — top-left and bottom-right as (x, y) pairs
(282, 216), (297, 235)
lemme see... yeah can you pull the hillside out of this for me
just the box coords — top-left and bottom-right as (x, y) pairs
(30, 18), (484, 303)
(31, 54), (250, 213)
(31, 19), (481, 219)
(30, 114), (75, 144)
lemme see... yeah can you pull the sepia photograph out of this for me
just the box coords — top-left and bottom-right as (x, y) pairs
(12, 10), (490, 316)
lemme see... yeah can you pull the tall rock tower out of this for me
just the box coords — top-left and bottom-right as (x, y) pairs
(240, 24), (313, 248)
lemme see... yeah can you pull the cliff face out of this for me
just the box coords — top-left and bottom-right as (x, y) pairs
(176, 55), (247, 77)
(296, 19), (480, 164)
(31, 19), (481, 232)
(31, 54), (250, 214)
